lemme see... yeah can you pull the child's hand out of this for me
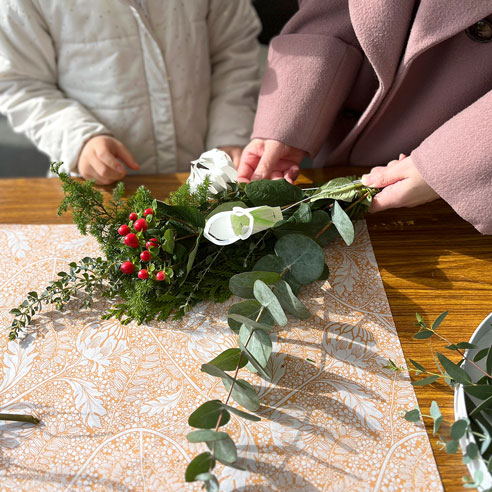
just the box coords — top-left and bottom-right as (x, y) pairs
(218, 146), (243, 168)
(361, 155), (439, 212)
(77, 136), (140, 185)
(237, 138), (305, 183)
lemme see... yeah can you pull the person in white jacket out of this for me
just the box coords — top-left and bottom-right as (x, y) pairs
(0, 1), (261, 184)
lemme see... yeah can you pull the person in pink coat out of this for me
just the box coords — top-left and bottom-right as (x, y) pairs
(237, 0), (492, 234)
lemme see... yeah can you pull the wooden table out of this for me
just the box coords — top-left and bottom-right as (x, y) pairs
(2, 168), (492, 491)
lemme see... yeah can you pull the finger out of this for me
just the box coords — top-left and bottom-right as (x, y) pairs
(271, 170), (283, 180)
(387, 159), (399, 168)
(251, 142), (285, 180)
(87, 164), (119, 185)
(92, 159), (125, 183)
(114, 142), (140, 171)
(399, 153), (407, 160)
(361, 161), (407, 188)
(238, 150), (260, 182)
(284, 165), (300, 184)
(369, 180), (413, 213)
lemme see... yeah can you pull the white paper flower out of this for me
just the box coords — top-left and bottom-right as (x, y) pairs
(187, 148), (238, 194)
(204, 206), (283, 245)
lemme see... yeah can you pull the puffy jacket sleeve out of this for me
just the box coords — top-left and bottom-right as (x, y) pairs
(0, 1), (111, 174)
(205, 0), (262, 150)
(251, 0), (363, 157)
(411, 90), (492, 234)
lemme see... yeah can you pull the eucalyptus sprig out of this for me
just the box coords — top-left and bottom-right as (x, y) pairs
(386, 312), (492, 489)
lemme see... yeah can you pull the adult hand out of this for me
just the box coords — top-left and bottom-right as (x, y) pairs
(237, 138), (305, 183)
(77, 135), (140, 185)
(361, 155), (439, 212)
(218, 146), (243, 168)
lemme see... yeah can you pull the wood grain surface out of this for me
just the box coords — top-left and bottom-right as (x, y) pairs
(2, 169), (492, 491)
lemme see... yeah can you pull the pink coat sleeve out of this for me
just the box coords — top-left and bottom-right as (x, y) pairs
(411, 90), (492, 234)
(251, 0), (362, 157)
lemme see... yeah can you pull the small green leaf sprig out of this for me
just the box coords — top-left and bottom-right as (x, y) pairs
(386, 312), (492, 489)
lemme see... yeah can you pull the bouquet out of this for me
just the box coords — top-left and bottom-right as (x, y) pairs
(6, 150), (377, 490)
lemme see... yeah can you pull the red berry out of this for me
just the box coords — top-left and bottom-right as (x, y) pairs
(129, 212), (138, 221)
(124, 233), (139, 248)
(120, 261), (134, 274)
(144, 208), (154, 216)
(146, 240), (159, 250)
(133, 218), (148, 232)
(140, 250), (151, 262)
(155, 271), (166, 281)
(138, 269), (148, 279)
(118, 225), (131, 236)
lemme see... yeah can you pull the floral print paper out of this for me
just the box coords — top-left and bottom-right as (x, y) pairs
(0, 224), (442, 491)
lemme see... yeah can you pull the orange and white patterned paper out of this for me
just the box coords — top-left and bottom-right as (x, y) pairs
(0, 224), (442, 491)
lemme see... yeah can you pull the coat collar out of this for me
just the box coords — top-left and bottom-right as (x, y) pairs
(349, 0), (492, 89)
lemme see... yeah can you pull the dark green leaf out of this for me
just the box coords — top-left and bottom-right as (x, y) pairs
(188, 400), (230, 429)
(207, 201), (247, 219)
(464, 385), (492, 399)
(222, 378), (260, 412)
(487, 345), (492, 376)
(451, 419), (470, 440)
(310, 178), (358, 202)
(470, 395), (492, 416)
(432, 311), (448, 331)
(331, 201), (355, 246)
(317, 264), (330, 281)
(404, 409), (421, 422)
(185, 452), (216, 482)
(187, 430), (228, 443)
(156, 200), (205, 229)
(227, 300), (274, 333)
(208, 348), (247, 371)
(223, 404), (261, 422)
(253, 280), (287, 326)
(253, 254), (301, 295)
(474, 348), (489, 362)
(445, 342), (478, 351)
(466, 442), (479, 460)
(445, 440), (459, 454)
(289, 202), (312, 223)
(194, 473), (220, 492)
(245, 179), (303, 207)
(274, 234), (325, 285)
(201, 363), (232, 381)
(229, 271), (281, 299)
(437, 353), (472, 385)
(409, 359), (427, 373)
(163, 229), (175, 253)
(206, 434), (237, 464)
(412, 375), (439, 386)
(185, 231), (202, 277)
(274, 280), (311, 319)
(413, 330), (434, 340)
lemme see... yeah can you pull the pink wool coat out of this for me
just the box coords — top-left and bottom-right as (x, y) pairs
(252, 0), (492, 234)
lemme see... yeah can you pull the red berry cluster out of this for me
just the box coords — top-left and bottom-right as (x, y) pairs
(118, 208), (166, 281)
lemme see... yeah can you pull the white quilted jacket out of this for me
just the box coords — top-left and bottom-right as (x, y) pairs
(0, 0), (261, 174)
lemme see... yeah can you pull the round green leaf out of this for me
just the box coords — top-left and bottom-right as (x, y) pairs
(187, 430), (228, 443)
(331, 201), (355, 246)
(253, 254), (302, 295)
(404, 408), (421, 422)
(188, 400), (230, 429)
(253, 280), (287, 326)
(227, 300), (274, 333)
(223, 404), (261, 422)
(206, 434), (238, 464)
(274, 234), (325, 285)
(445, 440), (460, 454)
(450, 419), (469, 440)
(208, 348), (247, 371)
(228, 314), (273, 333)
(274, 280), (311, 319)
(229, 271), (281, 299)
(222, 378), (260, 412)
(195, 473), (220, 492)
(185, 452), (216, 482)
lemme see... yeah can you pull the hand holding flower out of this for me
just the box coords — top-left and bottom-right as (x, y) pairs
(361, 155), (439, 212)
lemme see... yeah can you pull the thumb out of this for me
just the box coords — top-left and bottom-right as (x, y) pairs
(251, 142), (285, 180)
(361, 162), (407, 188)
(114, 142), (140, 171)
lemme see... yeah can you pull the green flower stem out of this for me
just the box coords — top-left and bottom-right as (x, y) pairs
(0, 413), (40, 424)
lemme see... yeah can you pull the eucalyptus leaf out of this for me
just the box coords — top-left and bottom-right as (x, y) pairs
(228, 313), (273, 333)
(477, 419), (492, 454)
(222, 378), (261, 412)
(274, 234), (325, 285)
(253, 280), (287, 326)
(445, 342), (478, 351)
(238, 339), (272, 380)
(331, 201), (355, 246)
(289, 202), (312, 223)
(450, 419), (470, 440)
(466, 442), (479, 460)
(413, 330), (434, 340)
(464, 385), (492, 399)
(229, 271), (281, 299)
(470, 395), (492, 417)
(201, 363), (232, 381)
(187, 430), (228, 443)
(404, 409), (421, 422)
(206, 434), (238, 464)
(432, 311), (448, 331)
(208, 348), (248, 371)
(410, 359), (427, 373)
(223, 404), (261, 422)
(474, 348), (489, 362)
(253, 254), (302, 295)
(430, 400), (441, 420)
(318, 264), (330, 281)
(412, 375), (439, 386)
(433, 416), (443, 435)
(195, 473), (220, 492)
(445, 440), (459, 454)
(238, 323), (272, 369)
(227, 300), (274, 333)
(188, 400), (230, 429)
(245, 179), (303, 207)
(437, 353), (472, 385)
(274, 280), (311, 319)
(487, 345), (492, 376)
(185, 452), (216, 482)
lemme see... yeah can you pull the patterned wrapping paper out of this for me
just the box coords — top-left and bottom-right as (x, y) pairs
(0, 223), (442, 492)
